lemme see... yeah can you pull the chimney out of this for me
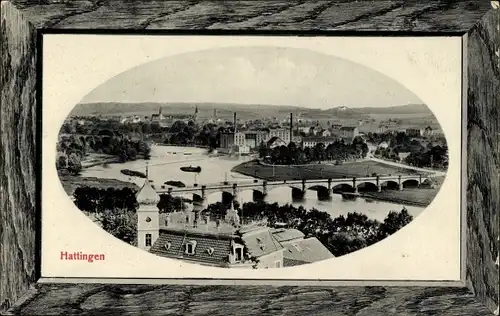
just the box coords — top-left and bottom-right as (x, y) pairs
(233, 112), (237, 147)
(290, 113), (293, 142)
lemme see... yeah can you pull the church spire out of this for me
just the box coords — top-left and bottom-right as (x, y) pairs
(136, 162), (159, 205)
(193, 105), (198, 122)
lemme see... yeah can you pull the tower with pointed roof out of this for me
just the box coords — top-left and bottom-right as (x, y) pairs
(136, 164), (160, 251)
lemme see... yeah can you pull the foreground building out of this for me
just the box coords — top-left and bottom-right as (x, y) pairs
(135, 177), (334, 268)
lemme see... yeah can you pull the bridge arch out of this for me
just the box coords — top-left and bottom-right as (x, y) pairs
(420, 178), (435, 188)
(236, 188), (266, 203)
(402, 179), (420, 188)
(205, 191), (235, 206)
(357, 182), (379, 193)
(192, 193), (203, 204)
(380, 180), (399, 190)
(331, 183), (355, 193)
(307, 185), (331, 200)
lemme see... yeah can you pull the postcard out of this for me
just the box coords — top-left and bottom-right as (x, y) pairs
(41, 35), (462, 282)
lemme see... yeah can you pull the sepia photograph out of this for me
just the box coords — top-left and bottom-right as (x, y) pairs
(3, 2), (498, 315)
(50, 38), (451, 270)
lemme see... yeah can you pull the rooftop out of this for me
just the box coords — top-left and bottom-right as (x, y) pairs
(282, 237), (335, 264)
(149, 228), (234, 266)
(271, 228), (305, 243)
(241, 227), (284, 258)
(340, 126), (358, 131)
(302, 136), (339, 142)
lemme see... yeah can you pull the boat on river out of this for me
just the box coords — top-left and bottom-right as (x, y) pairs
(180, 165), (202, 173)
(165, 180), (186, 188)
(120, 169), (146, 178)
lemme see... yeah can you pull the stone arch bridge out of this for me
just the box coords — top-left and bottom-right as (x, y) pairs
(155, 175), (432, 210)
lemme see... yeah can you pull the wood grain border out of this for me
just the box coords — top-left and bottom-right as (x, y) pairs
(1, 1), (498, 315)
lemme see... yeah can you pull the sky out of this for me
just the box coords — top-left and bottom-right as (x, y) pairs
(80, 46), (423, 109)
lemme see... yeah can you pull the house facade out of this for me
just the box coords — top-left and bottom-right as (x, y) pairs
(302, 136), (338, 148)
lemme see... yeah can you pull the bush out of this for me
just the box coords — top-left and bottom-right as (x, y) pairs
(67, 153), (82, 175)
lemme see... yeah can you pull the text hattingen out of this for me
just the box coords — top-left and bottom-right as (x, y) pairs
(60, 251), (105, 263)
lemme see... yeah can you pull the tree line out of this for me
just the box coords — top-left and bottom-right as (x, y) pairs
(369, 131), (448, 169)
(71, 184), (411, 257)
(73, 186), (186, 215)
(72, 186), (187, 246)
(56, 133), (152, 175)
(259, 137), (369, 165)
(204, 200), (412, 257)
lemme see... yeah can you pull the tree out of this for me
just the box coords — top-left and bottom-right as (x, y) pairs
(157, 194), (186, 213)
(67, 153), (82, 175)
(56, 155), (67, 170)
(98, 208), (137, 246)
(377, 208), (413, 239)
(258, 142), (270, 158)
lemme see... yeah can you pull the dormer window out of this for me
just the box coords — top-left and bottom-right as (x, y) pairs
(164, 242), (171, 250)
(185, 241), (197, 255)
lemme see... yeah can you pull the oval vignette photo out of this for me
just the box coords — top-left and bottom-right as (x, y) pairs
(54, 45), (449, 270)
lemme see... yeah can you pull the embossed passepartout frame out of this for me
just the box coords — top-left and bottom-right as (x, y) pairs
(1, 1), (498, 315)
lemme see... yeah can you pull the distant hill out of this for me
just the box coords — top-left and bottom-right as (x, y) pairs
(69, 102), (305, 120)
(69, 102), (433, 121)
(324, 104), (430, 115)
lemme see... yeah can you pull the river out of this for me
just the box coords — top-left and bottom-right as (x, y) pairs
(81, 145), (424, 222)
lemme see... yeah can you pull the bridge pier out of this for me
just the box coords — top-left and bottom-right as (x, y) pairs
(398, 175), (403, 191)
(230, 183), (239, 211)
(291, 187), (305, 200)
(352, 177), (359, 194)
(376, 176), (382, 192)
(262, 180), (268, 199)
(317, 189), (331, 200)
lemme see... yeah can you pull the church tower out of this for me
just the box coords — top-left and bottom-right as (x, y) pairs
(136, 164), (160, 251)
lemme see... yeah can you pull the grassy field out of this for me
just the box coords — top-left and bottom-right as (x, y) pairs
(232, 160), (425, 181)
(362, 188), (440, 207)
(59, 175), (139, 197)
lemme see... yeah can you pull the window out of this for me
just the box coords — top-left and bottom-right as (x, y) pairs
(275, 261), (281, 268)
(145, 217), (151, 223)
(145, 234), (152, 247)
(185, 241), (197, 255)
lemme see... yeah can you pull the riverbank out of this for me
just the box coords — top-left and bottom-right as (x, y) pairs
(360, 188), (440, 207)
(81, 153), (120, 168)
(232, 159), (428, 181)
(59, 175), (139, 197)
